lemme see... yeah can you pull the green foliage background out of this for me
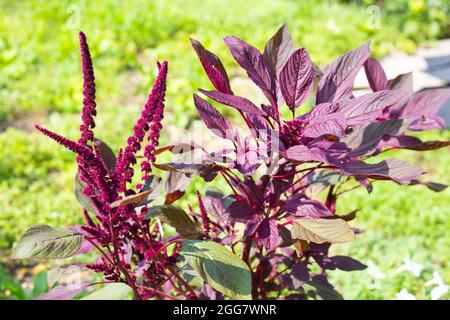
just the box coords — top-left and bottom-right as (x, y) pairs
(0, 0), (449, 299)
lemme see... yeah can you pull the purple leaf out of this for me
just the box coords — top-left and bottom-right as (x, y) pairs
(401, 88), (450, 118)
(236, 177), (265, 206)
(379, 134), (422, 149)
(261, 103), (278, 120)
(399, 136), (450, 151)
(34, 284), (89, 300)
(291, 261), (310, 282)
(93, 138), (117, 172)
(199, 283), (225, 300)
(235, 150), (260, 175)
(309, 274), (344, 300)
(307, 138), (350, 158)
(264, 24), (295, 79)
(409, 115), (446, 131)
(245, 219), (264, 237)
(342, 119), (408, 157)
(281, 194), (332, 218)
(76, 239), (93, 255)
(308, 103), (339, 118)
(381, 135), (450, 151)
(279, 48), (314, 110)
(199, 89), (264, 116)
(224, 36), (276, 104)
(330, 256), (367, 271)
(312, 254), (337, 270)
(303, 113), (347, 138)
(258, 219), (279, 251)
(203, 195), (225, 219)
(225, 197), (260, 223)
(193, 94), (232, 139)
(190, 38), (232, 94)
(279, 226), (297, 247)
(264, 24), (295, 106)
(409, 180), (448, 192)
(247, 114), (270, 134)
(341, 158), (424, 184)
(411, 140), (450, 151)
(340, 90), (409, 126)
(316, 42), (371, 104)
(284, 145), (329, 163)
(388, 72), (413, 94)
(308, 242), (331, 254)
(364, 57), (388, 92)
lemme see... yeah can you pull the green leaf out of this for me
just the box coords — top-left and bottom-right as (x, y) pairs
(32, 271), (48, 297)
(291, 218), (355, 244)
(12, 225), (83, 259)
(145, 205), (204, 239)
(82, 283), (132, 300)
(74, 173), (97, 214)
(182, 240), (251, 300)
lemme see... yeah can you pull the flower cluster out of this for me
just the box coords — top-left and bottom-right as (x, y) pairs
(78, 32), (97, 146)
(32, 32), (188, 300)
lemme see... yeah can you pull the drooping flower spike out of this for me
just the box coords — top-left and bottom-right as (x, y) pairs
(114, 61), (168, 192)
(33, 32), (176, 299)
(78, 31), (97, 146)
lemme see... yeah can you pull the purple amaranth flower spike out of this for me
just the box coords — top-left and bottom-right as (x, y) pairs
(141, 61), (168, 184)
(115, 61), (168, 192)
(36, 124), (99, 166)
(78, 32), (97, 146)
(197, 191), (211, 234)
(30, 32), (188, 301)
(35, 125), (114, 206)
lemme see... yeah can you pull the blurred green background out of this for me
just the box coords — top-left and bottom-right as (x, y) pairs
(0, 0), (449, 300)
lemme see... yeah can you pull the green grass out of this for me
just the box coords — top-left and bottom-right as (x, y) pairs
(0, 0), (449, 300)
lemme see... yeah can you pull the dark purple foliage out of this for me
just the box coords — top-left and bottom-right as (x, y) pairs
(185, 24), (450, 299)
(279, 48), (314, 111)
(316, 42), (371, 104)
(364, 57), (388, 92)
(224, 36), (277, 106)
(190, 38), (232, 95)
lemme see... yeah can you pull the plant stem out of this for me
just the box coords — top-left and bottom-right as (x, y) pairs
(108, 221), (143, 300)
(167, 265), (197, 298)
(84, 237), (115, 266)
(242, 237), (258, 299)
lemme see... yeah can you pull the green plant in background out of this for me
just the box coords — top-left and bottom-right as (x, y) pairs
(342, 0), (450, 42)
